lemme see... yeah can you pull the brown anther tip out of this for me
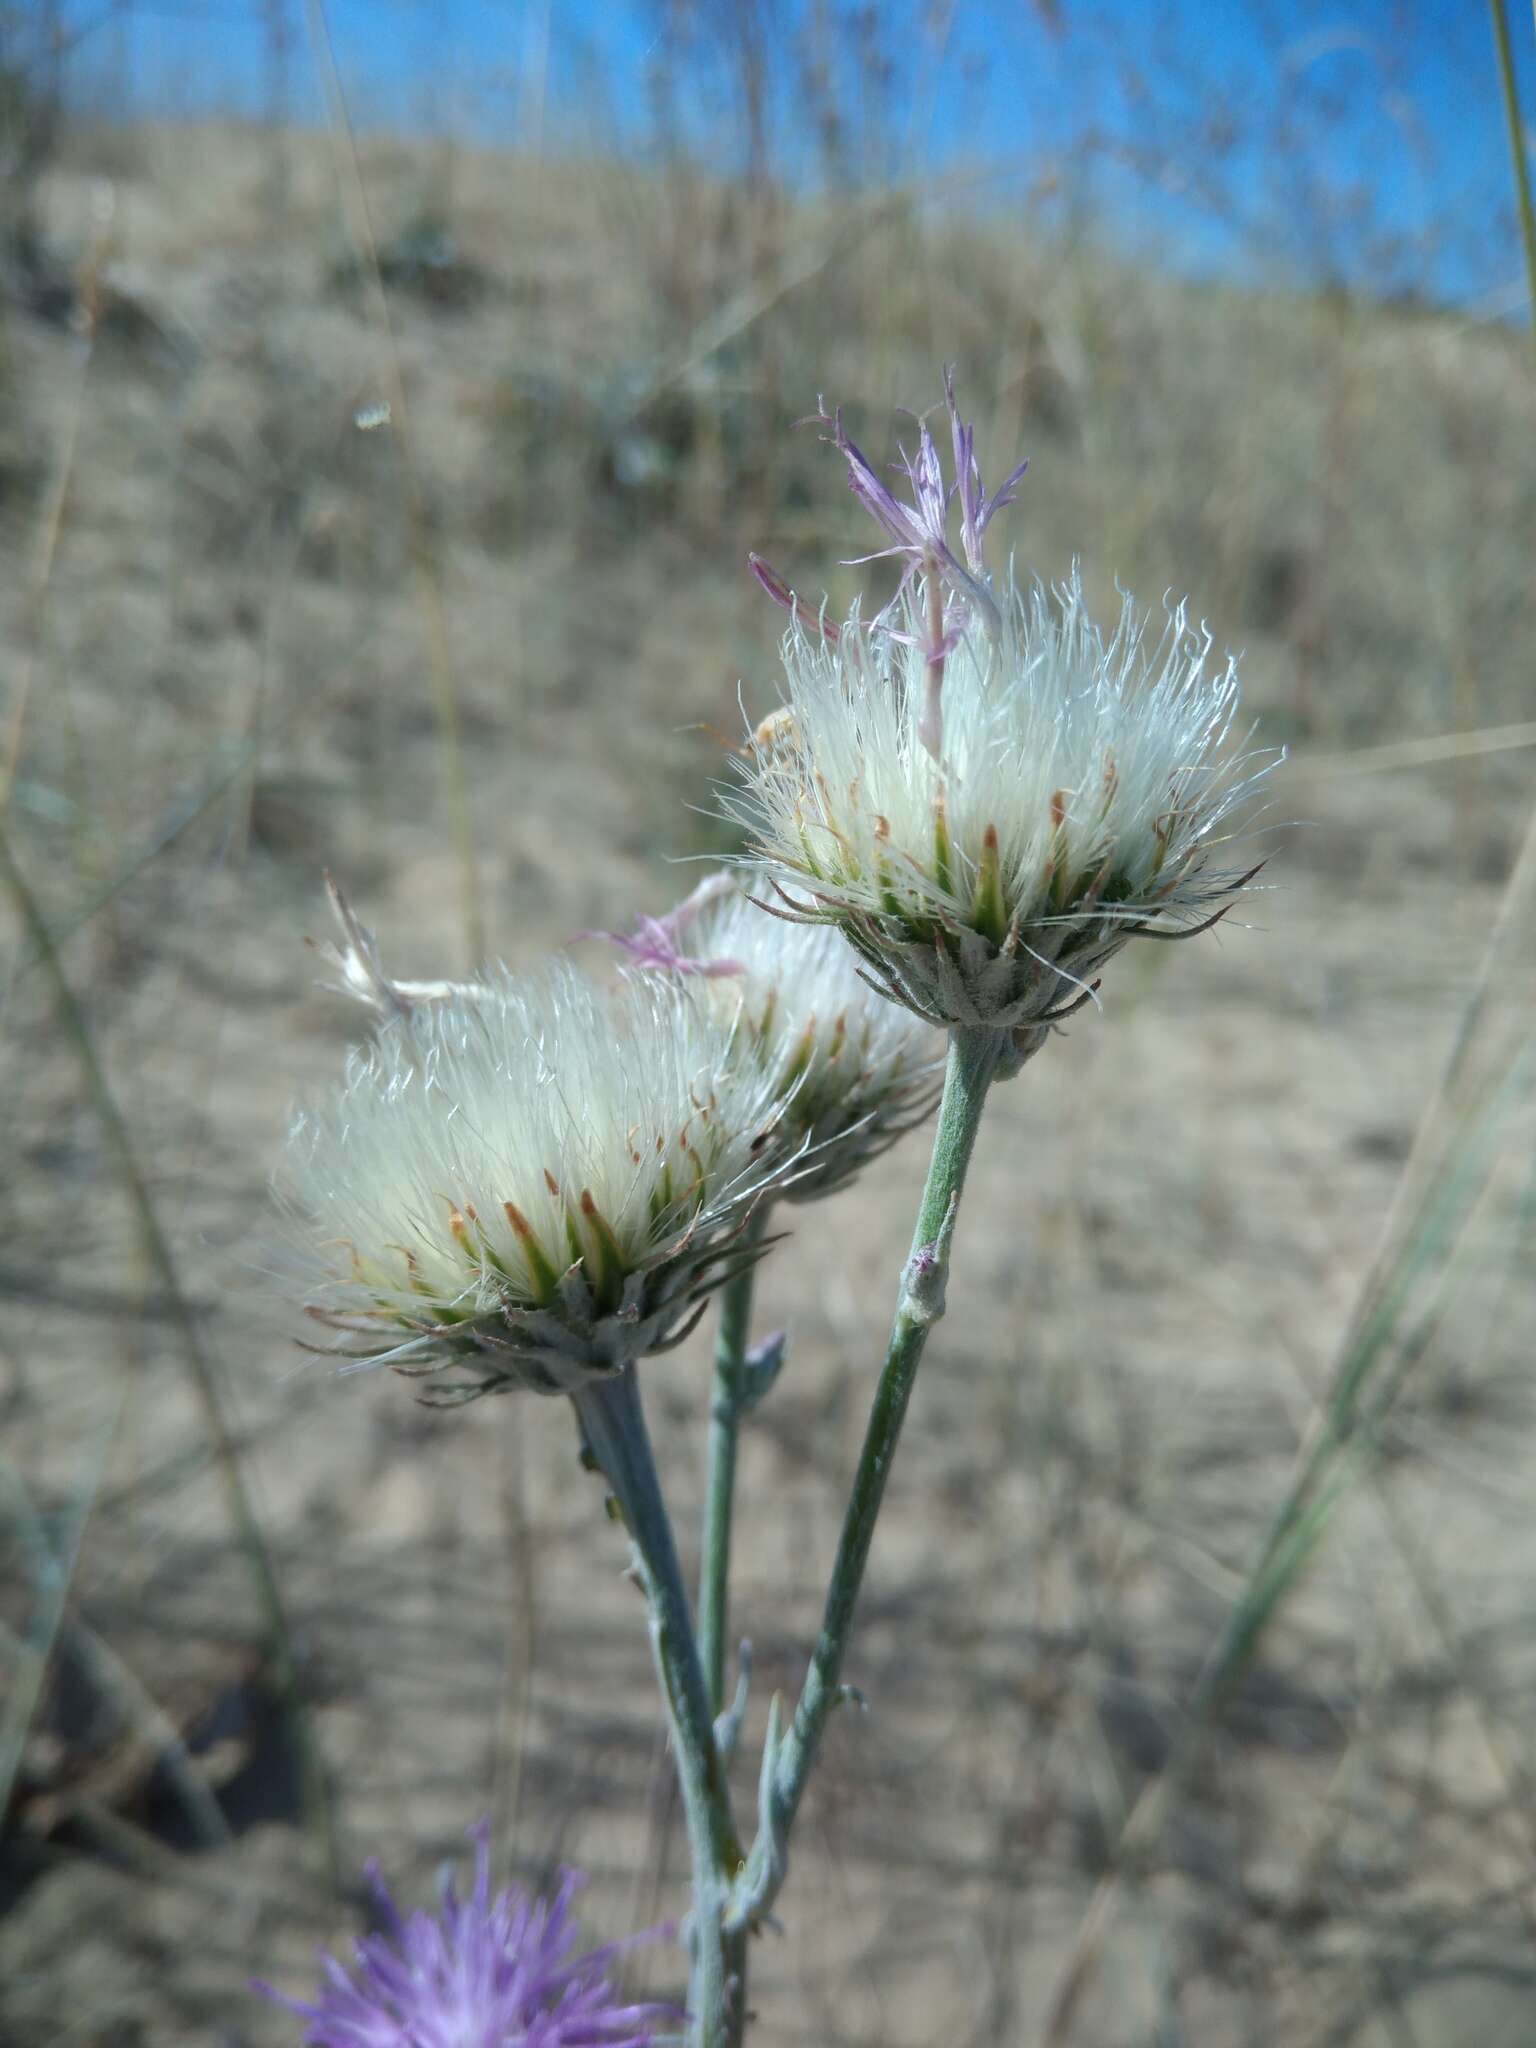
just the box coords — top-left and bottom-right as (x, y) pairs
(983, 822), (999, 850)
(579, 1188), (599, 1218)
(544, 1169), (561, 1198)
(1050, 789), (1066, 831)
(503, 1200), (534, 1241)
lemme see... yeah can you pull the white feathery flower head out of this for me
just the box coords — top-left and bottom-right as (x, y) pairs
(602, 872), (943, 1200)
(284, 959), (796, 1401)
(731, 377), (1271, 1067)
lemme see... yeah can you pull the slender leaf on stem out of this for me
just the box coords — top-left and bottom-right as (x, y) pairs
(303, 0), (484, 966)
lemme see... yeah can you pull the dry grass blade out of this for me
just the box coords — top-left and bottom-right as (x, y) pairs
(0, 1399), (122, 1824)
(0, 183), (115, 815)
(302, 0), (485, 969)
(1349, 793), (1536, 1360)
(1297, 720), (1536, 777)
(0, 1522), (232, 1854)
(489, 1420), (541, 1861)
(7, 742), (256, 983)
(1035, 834), (1536, 2043)
(1487, 0), (1536, 372)
(0, 820), (338, 1886)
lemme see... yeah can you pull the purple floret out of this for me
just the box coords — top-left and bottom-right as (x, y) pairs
(256, 1823), (676, 2048)
(943, 365), (1027, 578)
(803, 369), (1022, 632)
(747, 374), (1027, 718)
(585, 873), (744, 981)
(784, 371), (1028, 760)
(813, 396), (964, 593)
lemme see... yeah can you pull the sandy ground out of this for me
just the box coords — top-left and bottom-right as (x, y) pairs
(3, 124), (1536, 2048)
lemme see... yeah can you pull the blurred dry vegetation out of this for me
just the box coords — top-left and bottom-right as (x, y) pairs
(3, 4), (1536, 2044)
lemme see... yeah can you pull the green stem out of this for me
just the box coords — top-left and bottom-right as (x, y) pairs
(699, 1207), (770, 1716)
(573, 1368), (745, 2048)
(729, 1024), (1005, 1931)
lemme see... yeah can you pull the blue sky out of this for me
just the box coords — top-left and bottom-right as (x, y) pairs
(59, 1), (1536, 310)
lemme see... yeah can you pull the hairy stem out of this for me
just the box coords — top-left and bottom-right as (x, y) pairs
(729, 1024), (1005, 1931)
(573, 1369), (745, 2048)
(698, 1207), (770, 1716)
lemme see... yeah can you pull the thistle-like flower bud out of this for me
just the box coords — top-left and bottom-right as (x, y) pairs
(600, 872), (942, 1200)
(284, 960), (797, 1401)
(731, 380), (1270, 1067)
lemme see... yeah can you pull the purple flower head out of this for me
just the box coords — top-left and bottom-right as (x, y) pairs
(256, 1824), (677, 2048)
(796, 372), (1027, 759)
(585, 873), (745, 980)
(803, 370), (1025, 632)
(748, 376), (1025, 755)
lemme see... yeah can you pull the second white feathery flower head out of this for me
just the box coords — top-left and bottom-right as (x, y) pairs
(602, 871), (943, 1200)
(285, 958), (797, 1401)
